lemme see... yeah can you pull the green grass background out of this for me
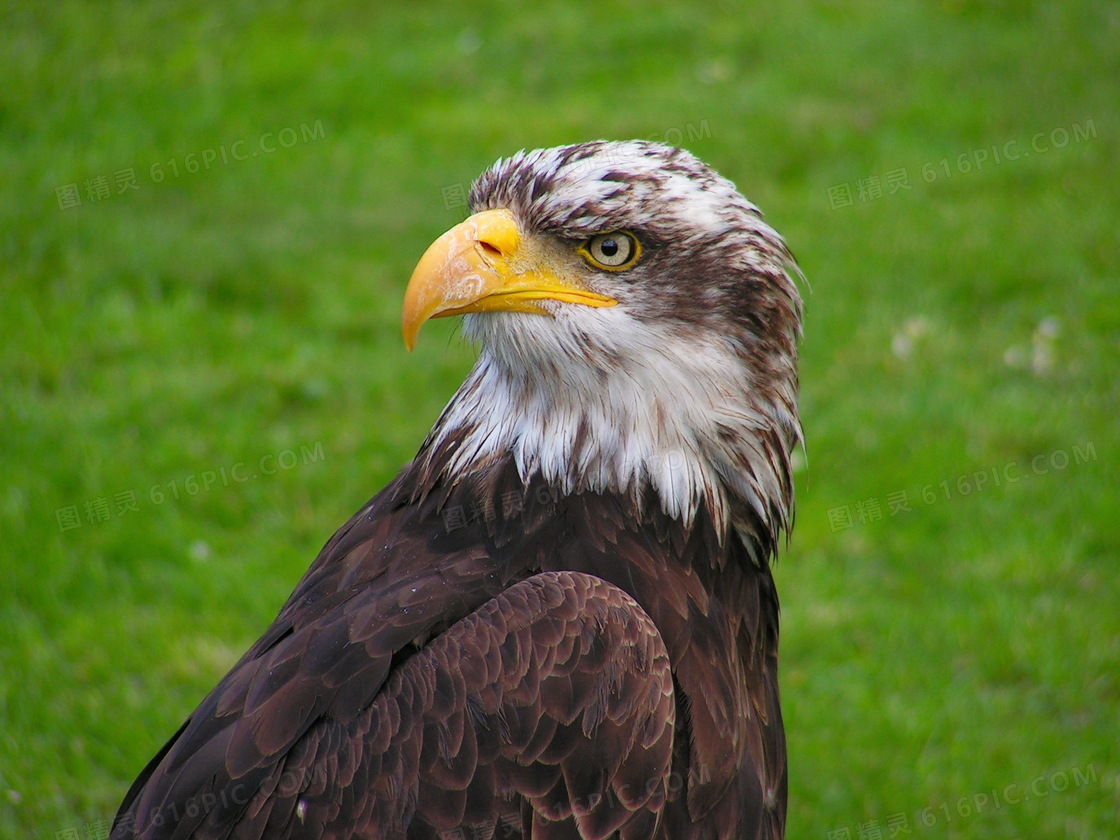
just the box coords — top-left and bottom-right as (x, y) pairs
(2, 1), (1117, 838)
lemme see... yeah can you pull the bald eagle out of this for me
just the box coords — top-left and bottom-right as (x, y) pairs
(112, 141), (803, 840)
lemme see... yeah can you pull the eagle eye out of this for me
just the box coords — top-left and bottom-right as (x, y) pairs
(580, 231), (641, 271)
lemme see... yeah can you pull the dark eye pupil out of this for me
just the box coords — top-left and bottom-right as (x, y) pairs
(599, 238), (619, 257)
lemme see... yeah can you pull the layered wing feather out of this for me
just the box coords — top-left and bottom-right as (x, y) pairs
(113, 463), (783, 840)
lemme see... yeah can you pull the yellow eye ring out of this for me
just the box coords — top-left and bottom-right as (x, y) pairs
(579, 231), (642, 271)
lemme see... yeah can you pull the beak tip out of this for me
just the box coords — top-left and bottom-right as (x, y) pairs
(402, 323), (418, 352)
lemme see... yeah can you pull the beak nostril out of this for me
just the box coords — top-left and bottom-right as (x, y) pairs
(477, 240), (502, 260)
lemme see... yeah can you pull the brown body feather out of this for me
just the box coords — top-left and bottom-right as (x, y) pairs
(113, 453), (784, 839)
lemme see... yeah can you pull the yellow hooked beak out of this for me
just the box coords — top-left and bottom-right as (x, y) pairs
(401, 208), (618, 350)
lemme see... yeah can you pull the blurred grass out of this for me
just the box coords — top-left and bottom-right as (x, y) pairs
(2, 1), (1117, 838)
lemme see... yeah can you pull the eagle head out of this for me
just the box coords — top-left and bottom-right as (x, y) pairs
(403, 140), (802, 559)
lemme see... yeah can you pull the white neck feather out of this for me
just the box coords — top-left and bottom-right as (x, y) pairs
(419, 307), (800, 553)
